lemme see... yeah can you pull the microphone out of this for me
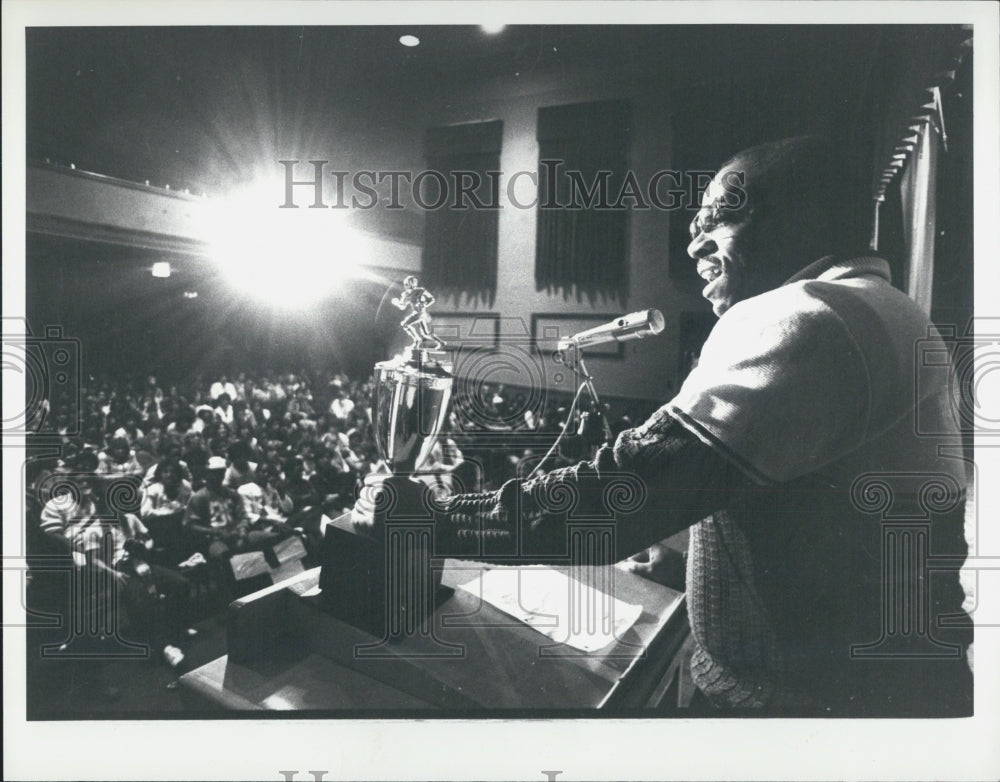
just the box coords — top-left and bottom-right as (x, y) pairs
(557, 309), (665, 350)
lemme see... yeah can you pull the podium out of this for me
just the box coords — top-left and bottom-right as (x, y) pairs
(180, 517), (689, 712)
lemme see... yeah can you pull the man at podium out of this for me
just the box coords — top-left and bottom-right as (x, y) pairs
(444, 137), (973, 715)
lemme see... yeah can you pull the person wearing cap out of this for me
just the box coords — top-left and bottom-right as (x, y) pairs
(183, 456), (249, 559)
(184, 454), (284, 564)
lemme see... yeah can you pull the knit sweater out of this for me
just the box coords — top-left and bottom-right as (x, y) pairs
(444, 255), (970, 712)
(631, 256), (969, 710)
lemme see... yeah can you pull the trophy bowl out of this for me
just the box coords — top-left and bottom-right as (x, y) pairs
(372, 350), (453, 474)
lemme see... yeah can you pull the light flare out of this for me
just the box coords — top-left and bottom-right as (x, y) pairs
(203, 177), (365, 309)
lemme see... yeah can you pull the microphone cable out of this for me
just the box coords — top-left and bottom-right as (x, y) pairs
(526, 380), (590, 481)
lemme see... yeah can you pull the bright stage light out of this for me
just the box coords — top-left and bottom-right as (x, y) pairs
(203, 177), (366, 309)
(151, 261), (171, 278)
(480, 23), (505, 34)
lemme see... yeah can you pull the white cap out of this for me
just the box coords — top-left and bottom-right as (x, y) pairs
(206, 456), (227, 471)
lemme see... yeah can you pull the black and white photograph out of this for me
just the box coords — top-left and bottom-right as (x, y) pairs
(3, 2), (999, 780)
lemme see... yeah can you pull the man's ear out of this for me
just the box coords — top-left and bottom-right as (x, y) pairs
(792, 201), (837, 258)
(755, 201), (830, 270)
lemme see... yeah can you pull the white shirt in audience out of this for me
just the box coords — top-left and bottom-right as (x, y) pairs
(329, 397), (355, 420)
(209, 380), (237, 401)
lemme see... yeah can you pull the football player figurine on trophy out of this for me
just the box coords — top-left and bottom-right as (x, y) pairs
(391, 275), (445, 351)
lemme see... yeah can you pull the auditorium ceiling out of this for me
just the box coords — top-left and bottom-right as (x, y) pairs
(27, 25), (883, 196)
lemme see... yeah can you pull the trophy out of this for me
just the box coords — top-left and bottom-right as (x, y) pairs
(319, 278), (453, 640)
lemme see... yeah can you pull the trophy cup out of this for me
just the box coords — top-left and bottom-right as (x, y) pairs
(319, 278), (453, 641)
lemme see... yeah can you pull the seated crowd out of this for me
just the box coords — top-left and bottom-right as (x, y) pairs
(26, 367), (657, 668)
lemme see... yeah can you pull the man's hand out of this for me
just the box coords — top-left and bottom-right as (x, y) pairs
(438, 461), (612, 559)
(351, 472), (387, 535)
(618, 541), (687, 591)
(522, 461), (612, 521)
(442, 462), (605, 523)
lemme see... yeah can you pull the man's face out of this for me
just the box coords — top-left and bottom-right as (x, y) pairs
(687, 167), (754, 317)
(161, 464), (180, 487)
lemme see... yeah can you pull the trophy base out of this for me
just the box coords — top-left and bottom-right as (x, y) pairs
(406, 345), (448, 367)
(319, 474), (445, 642)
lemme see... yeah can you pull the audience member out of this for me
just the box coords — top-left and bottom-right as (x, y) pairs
(39, 451), (192, 667)
(183, 457), (251, 562)
(328, 383), (355, 423)
(213, 393), (235, 426)
(97, 436), (144, 478)
(140, 458), (193, 519)
(222, 441), (258, 490)
(209, 375), (237, 402)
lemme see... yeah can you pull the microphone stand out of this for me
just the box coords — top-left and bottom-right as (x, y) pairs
(550, 309), (661, 455)
(571, 348), (613, 448)
(526, 342), (616, 480)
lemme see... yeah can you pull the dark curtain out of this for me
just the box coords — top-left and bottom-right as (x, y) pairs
(535, 100), (630, 302)
(931, 51), (972, 333)
(867, 26), (972, 293)
(869, 25), (972, 206)
(421, 120), (502, 306)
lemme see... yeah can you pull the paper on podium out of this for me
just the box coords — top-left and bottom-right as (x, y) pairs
(456, 567), (642, 652)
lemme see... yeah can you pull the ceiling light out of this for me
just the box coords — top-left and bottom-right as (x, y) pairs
(151, 261), (171, 278)
(480, 23), (505, 34)
(399, 34), (420, 47)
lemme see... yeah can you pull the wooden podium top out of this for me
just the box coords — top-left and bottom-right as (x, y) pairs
(181, 551), (687, 714)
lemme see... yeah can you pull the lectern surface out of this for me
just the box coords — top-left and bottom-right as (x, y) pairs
(180, 528), (687, 713)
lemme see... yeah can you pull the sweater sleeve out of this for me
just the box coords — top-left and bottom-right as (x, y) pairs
(666, 287), (870, 484)
(604, 414), (750, 555)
